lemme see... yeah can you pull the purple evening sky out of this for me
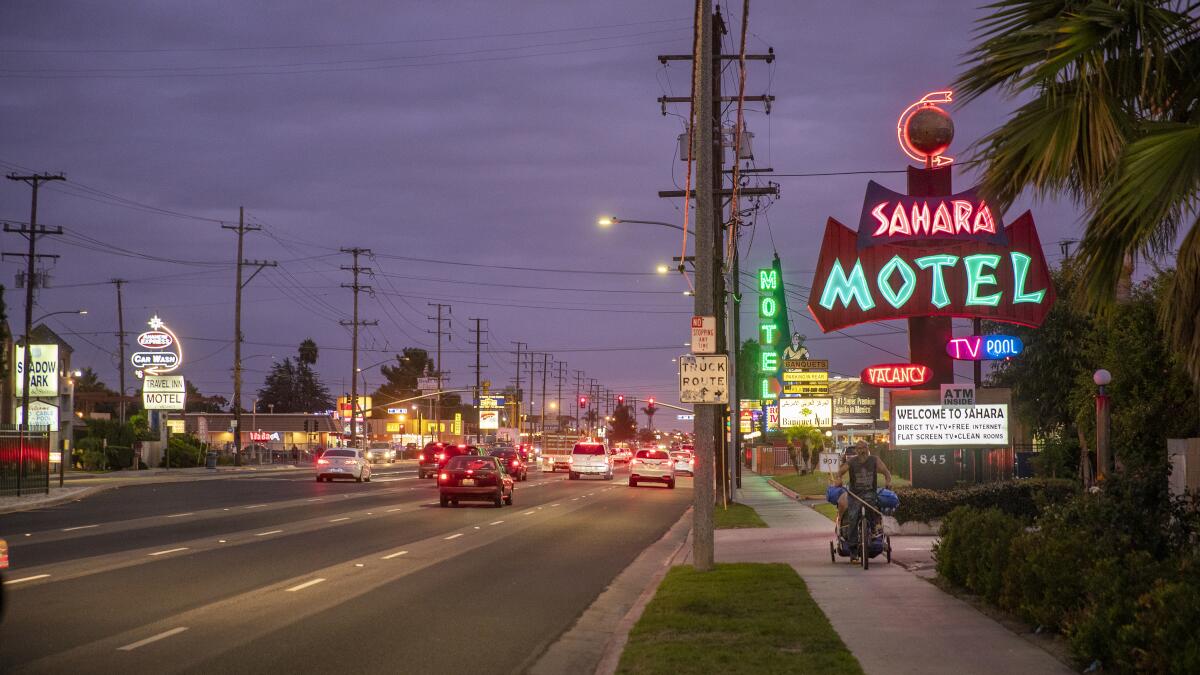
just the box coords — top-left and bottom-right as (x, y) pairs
(0, 1), (1084, 425)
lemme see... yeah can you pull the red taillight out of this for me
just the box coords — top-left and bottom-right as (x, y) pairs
(466, 469), (474, 475)
(419, 453), (426, 462)
(439, 472), (448, 481)
(436, 453), (444, 460)
(317, 459), (330, 465)
(512, 460), (519, 467)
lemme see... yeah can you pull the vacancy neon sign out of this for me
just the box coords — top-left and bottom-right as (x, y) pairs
(946, 335), (1024, 361)
(861, 363), (931, 388)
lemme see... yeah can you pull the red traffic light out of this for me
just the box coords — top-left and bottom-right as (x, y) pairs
(616, 395), (625, 405)
(647, 397), (656, 408)
(578, 396), (588, 408)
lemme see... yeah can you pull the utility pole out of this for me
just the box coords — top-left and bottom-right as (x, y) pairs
(221, 208), (277, 465)
(540, 353), (550, 439)
(340, 247), (376, 446)
(112, 279), (128, 425)
(691, 0), (717, 571)
(512, 342), (527, 442)
(555, 361), (566, 432)
(469, 318), (488, 442)
(529, 353), (539, 437)
(5, 172), (64, 496)
(427, 303), (452, 442)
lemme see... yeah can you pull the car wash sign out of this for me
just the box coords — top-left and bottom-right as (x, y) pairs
(132, 315), (183, 378)
(808, 181), (1055, 332)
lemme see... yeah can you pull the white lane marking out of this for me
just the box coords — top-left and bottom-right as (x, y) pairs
(255, 530), (283, 537)
(165, 512), (194, 518)
(444, 533), (463, 540)
(285, 578), (326, 592)
(244, 504), (267, 509)
(386, 507), (404, 512)
(372, 477), (415, 482)
(571, 498), (579, 501)
(490, 520), (504, 525)
(62, 524), (99, 532)
(382, 550), (408, 559)
(522, 510), (535, 515)
(4, 574), (50, 585)
(329, 517), (350, 523)
(551, 503), (561, 507)
(306, 498), (322, 502)
(148, 547), (189, 556)
(117, 627), (189, 651)
(904, 547), (927, 551)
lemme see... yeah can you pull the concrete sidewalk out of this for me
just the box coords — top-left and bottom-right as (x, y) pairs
(678, 472), (1073, 675)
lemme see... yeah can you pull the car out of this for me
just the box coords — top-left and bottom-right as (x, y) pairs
(438, 455), (514, 507)
(569, 442), (613, 480)
(365, 441), (396, 463)
(670, 451), (695, 476)
(438, 444), (483, 471)
(489, 448), (528, 481)
(630, 449), (675, 488)
(315, 448), (372, 482)
(418, 441), (451, 478)
(611, 444), (633, 463)
(0, 537), (7, 621)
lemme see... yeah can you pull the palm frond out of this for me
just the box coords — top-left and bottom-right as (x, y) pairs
(1078, 122), (1200, 306)
(1161, 221), (1200, 384)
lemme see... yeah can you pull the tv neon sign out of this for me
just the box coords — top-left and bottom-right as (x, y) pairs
(861, 363), (931, 388)
(946, 335), (1024, 361)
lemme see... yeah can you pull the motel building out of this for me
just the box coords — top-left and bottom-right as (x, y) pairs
(183, 412), (340, 460)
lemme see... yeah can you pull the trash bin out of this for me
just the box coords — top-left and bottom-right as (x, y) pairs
(206, 451), (218, 469)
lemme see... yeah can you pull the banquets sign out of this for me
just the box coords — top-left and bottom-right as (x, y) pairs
(808, 181), (1055, 332)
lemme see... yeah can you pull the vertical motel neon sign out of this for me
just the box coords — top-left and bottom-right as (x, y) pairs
(756, 256), (790, 401)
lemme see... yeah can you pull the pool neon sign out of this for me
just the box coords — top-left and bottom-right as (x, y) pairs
(946, 335), (1024, 361)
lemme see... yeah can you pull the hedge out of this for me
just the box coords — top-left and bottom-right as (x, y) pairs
(894, 478), (1076, 524)
(934, 482), (1200, 672)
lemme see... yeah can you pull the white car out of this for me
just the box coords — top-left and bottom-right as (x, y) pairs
(568, 442), (613, 480)
(365, 442), (396, 463)
(670, 451), (695, 476)
(315, 449), (372, 482)
(630, 449), (675, 488)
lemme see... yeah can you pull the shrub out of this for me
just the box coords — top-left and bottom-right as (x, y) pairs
(105, 445), (133, 470)
(934, 506), (1023, 604)
(79, 448), (108, 471)
(163, 434), (205, 468)
(998, 518), (1096, 630)
(1123, 560), (1200, 674)
(895, 479), (1076, 523)
(1067, 551), (1165, 671)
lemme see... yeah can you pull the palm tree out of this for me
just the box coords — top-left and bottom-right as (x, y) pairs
(297, 338), (319, 366)
(642, 404), (658, 433)
(955, 0), (1200, 387)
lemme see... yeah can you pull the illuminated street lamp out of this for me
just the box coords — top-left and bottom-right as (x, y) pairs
(33, 309), (88, 324)
(1094, 369), (1112, 484)
(597, 216), (686, 233)
(655, 264), (670, 275)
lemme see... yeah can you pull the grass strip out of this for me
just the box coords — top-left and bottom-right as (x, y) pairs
(713, 502), (767, 529)
(813, 503), (838, 521)
(618, 563), (864, 675)
(772, 472), (908, 497)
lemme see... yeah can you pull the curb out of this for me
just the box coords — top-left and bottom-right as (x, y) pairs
(765, 477), (823, 502)
(592, 508), (692, 675)
(0, 486), (106, 515)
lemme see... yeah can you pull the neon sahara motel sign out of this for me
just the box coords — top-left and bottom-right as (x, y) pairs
(946, 335), (1024, 361)
(808, 183), (1055, 333)
(861, 363), (931, 388)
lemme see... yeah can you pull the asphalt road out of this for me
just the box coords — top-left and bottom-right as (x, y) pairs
(0, 463), (692, 674)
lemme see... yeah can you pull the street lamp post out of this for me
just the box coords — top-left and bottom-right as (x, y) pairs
(1094, 369), (1112, 484)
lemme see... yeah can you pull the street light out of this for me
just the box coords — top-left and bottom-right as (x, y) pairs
(655, 264), (670, 275)
(597, 216), (686, 233)
(1094, 369), (1112, 485)
(32, 309), (87, 324)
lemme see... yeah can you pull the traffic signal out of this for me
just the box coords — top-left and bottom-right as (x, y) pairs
(616, 394), (625, 405)
(578, 395), (588, 409)
(647, 397), (656, 409)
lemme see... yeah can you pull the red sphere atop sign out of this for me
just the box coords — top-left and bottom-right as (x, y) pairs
(897, 91), (955, 167)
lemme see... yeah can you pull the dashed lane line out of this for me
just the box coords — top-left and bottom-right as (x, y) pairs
(444, 533), (463, 540)
(244, 504), (267, 509)
(329, 517), (350, 523)
(165, 513), (194, 518)
(489, 520), (504, 525)
(4, 574), (50, 585)
(148, 547), (189, 557)
(522, 510), (536, 516)
(381, 551), (408, 560)
(285, 578), (326, 592)
(62, 524), (100, 532)
(117, 627), (189, 652)
(255, 530), (283, 537)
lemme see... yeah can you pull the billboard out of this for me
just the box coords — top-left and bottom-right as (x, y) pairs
(779, 397), (832, 429)
(14, 344), (59, 397)
(891, 404), (1009, 447)
(829, 379), (880, 424)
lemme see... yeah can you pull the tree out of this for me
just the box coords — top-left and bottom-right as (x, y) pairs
(370, 348), (432, 407)
(607, 404), (638, 442)
(255, 341), (333, 413)
(185, 380), (228, 413)
(957, 0), (1200, 392)
(74, 367), (113, 394)
(736, 339), (761, 400)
